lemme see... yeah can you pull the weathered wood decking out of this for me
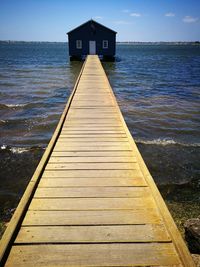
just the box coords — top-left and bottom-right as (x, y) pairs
(0, 55), (194, 266)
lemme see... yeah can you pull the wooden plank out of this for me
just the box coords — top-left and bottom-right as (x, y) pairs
(62, 126), (124, 129)
(67, 115), (119, 119)
(80, 75), (106, 78)
(22, 210), (162, 226)
(57, 140), (129, 146)
(71, 100), (114, 104)
(72, 105), (114, 108)
(59, 135), (128, 139)
(38, 177), (146, 187)
(70, 107), (118, 111)
(80, 76), (105, 78)
(28, 197), (155, 211)
(62, 127), (124, 130)
(76, 91), (111, 93)
(63, 122), (123, 126)
(74, 91), (110, 94)
(58, 137), (128, 142)
(76, 89), (110, 93)
(15, 224), (171, 244)
(5, 243), (181, 267)
(72, 96), (114, 100)
(73, 80), (108, 83)
(69, 109), (119, 112)
(34, 187), (150, 198)
(74, 100), (114, 104)
(71, 104), (115, 107)
(45, 162), (139, 170)
(77, 78), (107, 80)
(74, 92), (112, 95)
(42, 169), (143, 178)
(51, 151), (135, 157)
(69, 109), (117, 113)
(48, 156), (136, 163)
(78, 79), (107, 82)
(65, 115), (120, 120)
(66, 115), (119, 119)
(81, 74), (105, 76)
(77, 82), (109, 86)
(59, 133), (128, 139)
(63, 122), (124, 125)
(64, 122), (123, 125)
(64, 122), (122, 126)
(78, 84), (108, 86)
(79, 77), (106, 79)
(74, 97), (113, 99)
(56, 141), (129, 145)
(60, 131), (126, 134)
(61, 128), (125, 135)
(69, 100), (113, 102)
(64, 118), (121, 122)
(55, 141), (130, 146)
(76, 82), (106, 85)
(54, 145), (132, 151)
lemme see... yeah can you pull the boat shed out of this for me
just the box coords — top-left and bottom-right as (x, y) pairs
(67, 19), (117, 60)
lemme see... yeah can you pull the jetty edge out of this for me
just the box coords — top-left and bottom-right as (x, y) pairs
(0, 55), (195, 266)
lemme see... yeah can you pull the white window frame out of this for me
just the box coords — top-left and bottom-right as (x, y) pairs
(76, 40), (82, 49)
(103, 40), (108, 49)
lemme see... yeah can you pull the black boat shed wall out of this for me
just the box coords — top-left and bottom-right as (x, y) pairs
(67, 19), (117, 60)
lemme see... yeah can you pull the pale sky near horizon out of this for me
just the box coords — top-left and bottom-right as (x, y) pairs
(0, 0), (200, 42)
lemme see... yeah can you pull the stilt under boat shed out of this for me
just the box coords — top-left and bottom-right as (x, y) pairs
(67, 19), (117, 60)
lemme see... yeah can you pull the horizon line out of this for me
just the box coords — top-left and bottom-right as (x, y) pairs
(0, 40), (199, 43)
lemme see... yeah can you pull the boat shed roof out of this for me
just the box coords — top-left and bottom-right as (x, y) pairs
(67, 19), (117, 35)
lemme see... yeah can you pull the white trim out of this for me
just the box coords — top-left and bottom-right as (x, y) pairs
(76, 40), (82, 49)
(103, 40), (108, 49)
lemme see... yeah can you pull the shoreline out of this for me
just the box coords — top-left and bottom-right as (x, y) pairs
(0, 143), (199, 232)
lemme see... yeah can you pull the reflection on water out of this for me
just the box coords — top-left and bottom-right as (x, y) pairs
(0, 42), (200, 231)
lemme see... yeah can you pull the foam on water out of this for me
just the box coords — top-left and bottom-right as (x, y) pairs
(136, 138), (200, 147)
(0, 144), (46, 154)
(10, 147), (30, 154)
(1, 144), (29, 153)
(5, 103), (27, 108)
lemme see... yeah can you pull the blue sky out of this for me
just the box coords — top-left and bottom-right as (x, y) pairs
(0, 0), (199, 42)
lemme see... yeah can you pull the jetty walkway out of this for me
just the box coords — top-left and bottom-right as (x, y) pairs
(0, 55), (194, 266)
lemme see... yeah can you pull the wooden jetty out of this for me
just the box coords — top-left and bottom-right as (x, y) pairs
(0, 55), (194, 266)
